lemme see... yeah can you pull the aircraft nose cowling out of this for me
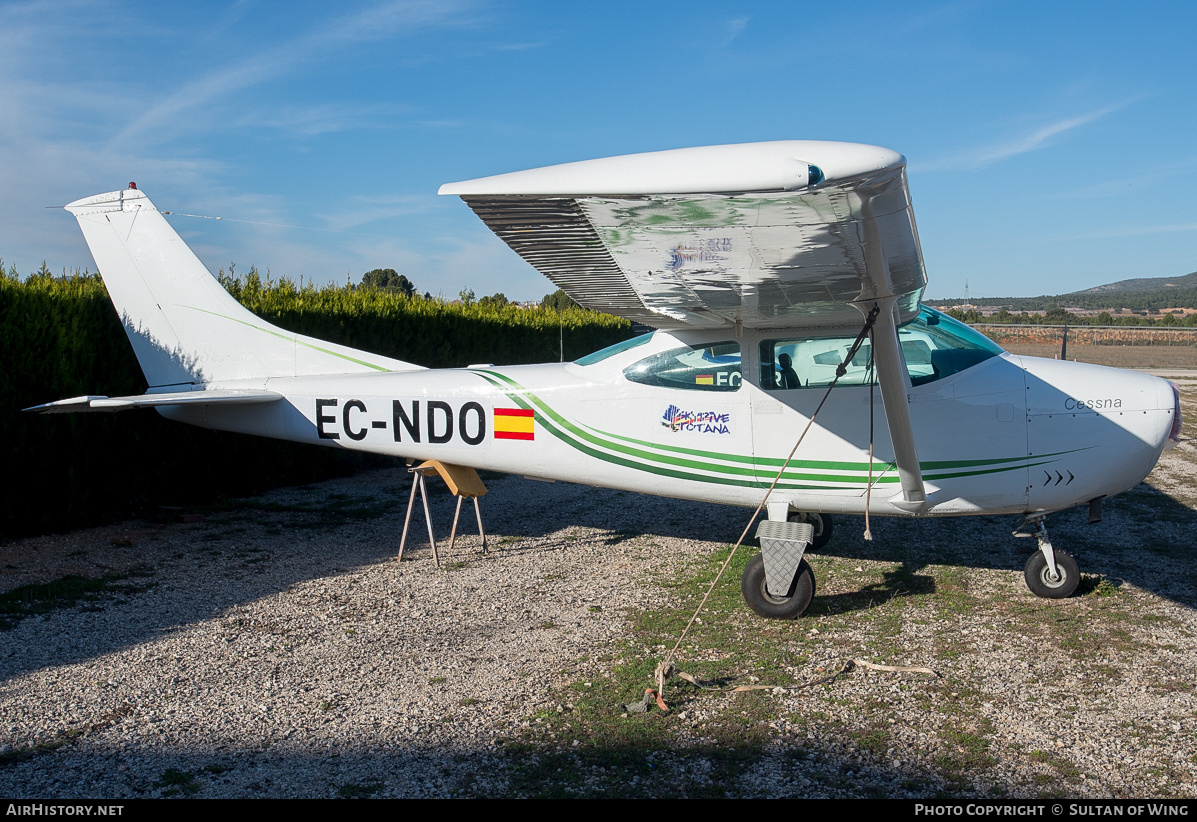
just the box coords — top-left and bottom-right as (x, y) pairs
(1021, 357), (1174, 511)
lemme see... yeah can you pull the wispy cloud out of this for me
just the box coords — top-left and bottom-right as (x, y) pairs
(889, 1), (983, 38)
(315, 195), (437, 232)
(111, 0), (478, 145)
(0, 1), (482, 276)
(724, 17), (749, 43)
(237, 103), (415, 137)
(918, 102), (1130, 171)
(493, 41), (543, 51)
(1074, 222), (1197, 240)
(1051, 156), (1197, 199)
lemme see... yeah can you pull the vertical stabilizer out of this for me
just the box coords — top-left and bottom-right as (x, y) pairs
(65, 188), (419, 388)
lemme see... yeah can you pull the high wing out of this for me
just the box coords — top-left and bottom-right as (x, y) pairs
(439, 141), (926, 330)
(441, 140), (929, 505)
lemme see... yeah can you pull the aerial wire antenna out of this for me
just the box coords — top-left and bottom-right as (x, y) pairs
(49, 201), (399, 239)
(158, 209), (399, 238)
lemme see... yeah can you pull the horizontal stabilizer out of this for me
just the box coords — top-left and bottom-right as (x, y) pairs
(25, 389), (283, 414)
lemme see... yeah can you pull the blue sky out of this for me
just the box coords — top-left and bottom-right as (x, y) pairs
(2, 0), (1194, 300)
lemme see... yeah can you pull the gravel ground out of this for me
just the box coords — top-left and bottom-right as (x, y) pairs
(2, 387), (1196, 798)
(0, 474), (732, 797)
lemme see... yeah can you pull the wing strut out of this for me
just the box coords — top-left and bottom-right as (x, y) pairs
(863, 298), (927, 509)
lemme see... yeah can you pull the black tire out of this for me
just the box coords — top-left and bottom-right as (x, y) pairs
(789, 512), (833, 552)
(1024, 550), (1080, 599)
(741, 554), (816, 619)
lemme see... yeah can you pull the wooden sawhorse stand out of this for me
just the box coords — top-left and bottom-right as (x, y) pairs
(397, 460), (488, 567)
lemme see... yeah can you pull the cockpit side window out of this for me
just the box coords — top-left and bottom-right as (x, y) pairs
(759, 306), (1004, 390)
(759, 337), (876, 390)
(624, 341), (742, 391)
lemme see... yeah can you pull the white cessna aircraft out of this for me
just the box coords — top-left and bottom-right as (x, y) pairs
(30, 141), (1181, 618)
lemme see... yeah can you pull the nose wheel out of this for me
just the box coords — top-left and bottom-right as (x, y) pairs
(1016, 516), (1080, 599)
(1024, 550), (1079, 599)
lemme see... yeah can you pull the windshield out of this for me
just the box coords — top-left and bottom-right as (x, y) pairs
(574, 333), (653, 366)
(900, 307), (1004, 385)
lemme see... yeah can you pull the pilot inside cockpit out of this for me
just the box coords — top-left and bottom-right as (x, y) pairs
(777, 353), (800, 389)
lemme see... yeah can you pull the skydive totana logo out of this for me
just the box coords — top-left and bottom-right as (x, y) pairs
(661, 404), (732, 435)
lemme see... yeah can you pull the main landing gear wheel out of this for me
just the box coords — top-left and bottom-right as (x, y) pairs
(789, 513), (834, 552)
(741, 554), (816, 619)
(1024, 550), (1080, 599)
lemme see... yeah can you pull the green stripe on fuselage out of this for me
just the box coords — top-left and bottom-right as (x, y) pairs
(476, 370), (1073, 489)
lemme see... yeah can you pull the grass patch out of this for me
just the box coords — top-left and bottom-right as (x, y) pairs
(0, 572), (154, 630)
(503, 739), (766, 798)
(227, 493), (392, 531)
(936, 726), (997, 779)
(0, 740), (68, 769)
(1029, 749), (1081, 780)
(850, 724), (891, 754)
(338, 780), (384, 798)
(154, 768), (200, 796)
(501, 545), (928, 796)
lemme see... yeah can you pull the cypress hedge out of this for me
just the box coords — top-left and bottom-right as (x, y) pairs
(2, 268), (632, 539)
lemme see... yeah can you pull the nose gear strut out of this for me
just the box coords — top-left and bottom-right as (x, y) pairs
(1014, 515), (1081, 599)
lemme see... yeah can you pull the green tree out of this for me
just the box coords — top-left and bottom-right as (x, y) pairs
(458, 287), (475, 306)
(541, 288), (579, 311)
(478, 292), (509, 307)
(361, 268), (416, 297)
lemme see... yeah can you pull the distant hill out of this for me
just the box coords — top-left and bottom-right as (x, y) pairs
(1070, 270), (1197, 295)
(940, 269), (1197, 313)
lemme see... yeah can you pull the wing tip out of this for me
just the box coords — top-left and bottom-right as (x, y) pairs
(23, 395), (109, 413)
(438, 140), (905, 197)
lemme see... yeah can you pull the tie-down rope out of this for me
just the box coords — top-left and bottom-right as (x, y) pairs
(654, 305), (881, 699)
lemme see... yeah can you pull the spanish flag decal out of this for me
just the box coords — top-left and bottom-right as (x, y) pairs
(494, 407), (535, 440)
(695, 374), (714, 385)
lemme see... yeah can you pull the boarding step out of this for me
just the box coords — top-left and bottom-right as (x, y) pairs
(755, 520), (814, 598)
